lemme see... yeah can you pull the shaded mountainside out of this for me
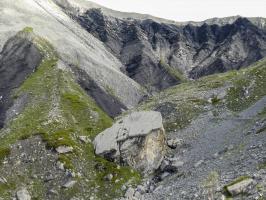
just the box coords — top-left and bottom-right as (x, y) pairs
(56, 2), (266, 91)
(77, 11), (266, 82)
(0, 28), (43, 128)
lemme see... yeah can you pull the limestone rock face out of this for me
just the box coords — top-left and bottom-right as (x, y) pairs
(93, 111), (166, 175)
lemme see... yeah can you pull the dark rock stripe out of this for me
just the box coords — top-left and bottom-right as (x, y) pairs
(0, 35), (43, 127)
(71, 66), (127, 118)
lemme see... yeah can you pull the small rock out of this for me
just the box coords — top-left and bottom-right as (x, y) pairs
(149, 184), (155, 192)
(160, 159), (170, 171)
(57, 161), (65, 171)
(124, 187), (135, 199)
(62, 180), (77, 188)
(226, 178), (253, 196)
(56, 146), (73, 154)
(167, 138), (182, 149)
(78, 136), (91, 144)
(0, 177), (7, 184)
(134, 191), (142, 199)
(16, 188), (31, 200)
(159, 172), (171, 180)
(48, 189), (59, 195)
(160, 158), (184, 172)
(136, 185), (146, 194)
(171, 160), (184, 168)
(121, 185), (127, 191)
(228, 145), (234, 151)
(194, 160), (204, 168)
(44, 174), (55, 182)
(104, 174), (113, 181)
(213, 152), (219, 159)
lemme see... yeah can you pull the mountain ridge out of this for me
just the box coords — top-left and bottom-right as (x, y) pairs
(54, 0), (266, 28)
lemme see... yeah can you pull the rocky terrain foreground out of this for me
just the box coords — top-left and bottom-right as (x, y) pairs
(0, 0), (265, 199)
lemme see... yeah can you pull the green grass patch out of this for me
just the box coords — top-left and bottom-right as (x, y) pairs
(0, 182), (15, 198)
(41, 129), (77, 150)
(22, 27), (33, 33)
(258, 161), (266, 170)
(0, 147), (11, 162)
(226, 60), (266, 111)
(58, 154), (75, 170)
(94, 157), (141, 199)
(258, 107), (266, 117)
(159, 59), (187, 82)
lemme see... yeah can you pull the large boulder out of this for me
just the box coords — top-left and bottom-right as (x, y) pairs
(93, 111), (166, 175)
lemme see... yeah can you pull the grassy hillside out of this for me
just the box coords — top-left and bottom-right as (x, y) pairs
(0, 28), (140, 199)
(137, 58), (266, 132)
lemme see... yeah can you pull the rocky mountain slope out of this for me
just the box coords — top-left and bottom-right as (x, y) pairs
(0, 0), (265, 199)
(135, 58), (266, 200)
(0, 0), (145, 118)
(54, 0), (266, 91)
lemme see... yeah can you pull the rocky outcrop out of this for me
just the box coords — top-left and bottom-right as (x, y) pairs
(93, 111), (166, 175)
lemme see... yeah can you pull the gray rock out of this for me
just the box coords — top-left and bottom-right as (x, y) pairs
(160, 158), (184, 173)
(16, 188), (31, 200)
(78, 136), (91, 144)
(93, 111), (166, 175)
(136, 185), (146, 194)
(226, 178), (253, 196)
(62, 180), (77, 188)
(160, 172), (171, 180)
(57, 161), (65, 171)
(167, 138), (183, 149)
(171, 160), (184, 168)
(160, 159), (170, 171)
(48, 189), (59, 195)
(124, 187), (135, 199)
(56, 146), (73, 154)
(194, 160), (204, 168)
(0, 177), (7, 184)
(134, 191), (142, 199)
(104, 174), (113, 181)
(121, 185), (127, 191)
